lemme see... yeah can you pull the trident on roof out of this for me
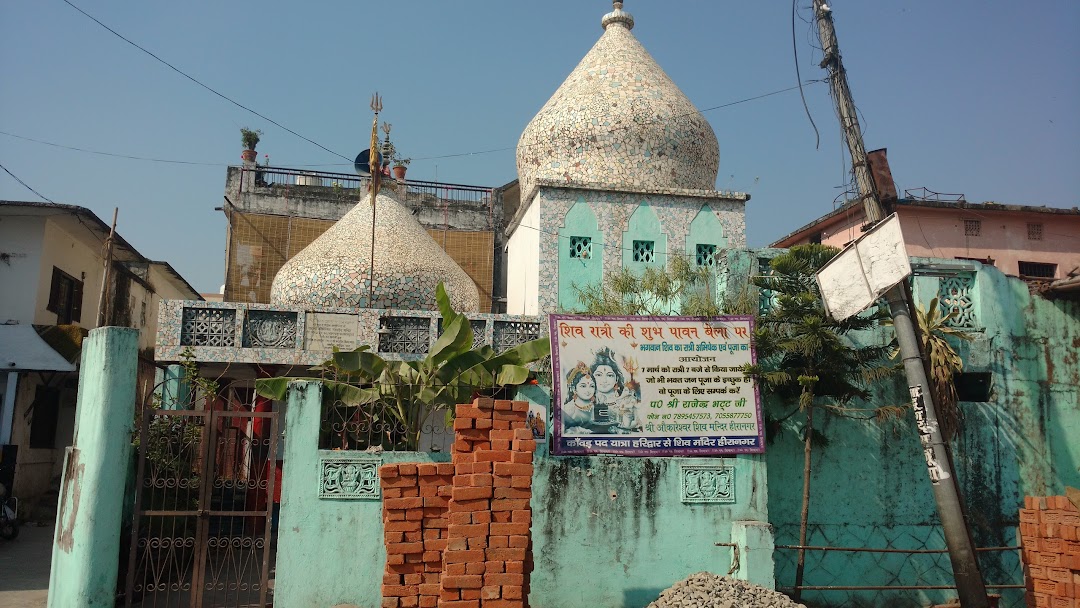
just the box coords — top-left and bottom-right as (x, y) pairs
(368, 92), (383, 198)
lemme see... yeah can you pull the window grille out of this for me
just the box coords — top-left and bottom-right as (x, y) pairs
(181, 307), (237, 347)
(437, 318), (488, 350)
(569, 236), (592, 259)
(632, 240), (655, 263)
(696, 244), (717, 267)
(1018, 261), (1056, 279)
(1027, 223), (1043, 241)
(378, 316), (430, 354)
(963, 219), (981, 236)
(493, 321), (541, 352)
(938, 274), (977, 329)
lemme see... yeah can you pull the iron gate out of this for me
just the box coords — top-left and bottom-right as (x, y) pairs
(125, 408), (279, 608)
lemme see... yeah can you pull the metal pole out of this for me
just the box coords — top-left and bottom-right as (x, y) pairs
(810, 2), (989, 605)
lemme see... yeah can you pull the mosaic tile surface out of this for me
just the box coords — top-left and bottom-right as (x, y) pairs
(270, 190), (480, 312)
(535, 185), (747, 313)
(516, 2), (720, 202)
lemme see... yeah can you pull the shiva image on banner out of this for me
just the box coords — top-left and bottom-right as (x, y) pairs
(548, 314), (764, 456)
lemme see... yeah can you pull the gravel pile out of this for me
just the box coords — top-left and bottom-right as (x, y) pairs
(647, 572), (807, 608)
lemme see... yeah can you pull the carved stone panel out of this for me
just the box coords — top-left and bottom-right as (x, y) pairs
(319, 456), (381, 500)
(305, 313), (360, 351)
(243, 310), (298, 348)
(680, 464), (735, 503)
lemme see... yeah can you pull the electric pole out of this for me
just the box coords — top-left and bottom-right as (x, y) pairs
(810, 2), (990, 606)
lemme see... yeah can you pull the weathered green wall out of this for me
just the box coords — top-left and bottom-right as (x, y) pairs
(273, 382), (451, 608)
(725, 250), (1079, 608)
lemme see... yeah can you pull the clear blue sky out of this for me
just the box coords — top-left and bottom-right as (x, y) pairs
(2, 1), (1077, 293)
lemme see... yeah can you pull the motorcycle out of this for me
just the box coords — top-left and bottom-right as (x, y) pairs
(0, 482), (18, 540)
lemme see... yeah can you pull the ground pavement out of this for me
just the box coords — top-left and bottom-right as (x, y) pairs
(0, 523), (52, 608)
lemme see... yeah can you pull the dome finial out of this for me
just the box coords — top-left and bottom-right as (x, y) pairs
(602, 0), (634, 30)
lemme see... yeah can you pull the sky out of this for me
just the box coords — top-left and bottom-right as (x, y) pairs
(2, 1), (1078, 294)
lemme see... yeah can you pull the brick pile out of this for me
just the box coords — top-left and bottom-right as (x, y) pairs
(379, 398), (536, 608)
(1020, 494), (1080, 608)
(380, 462), (454, 607)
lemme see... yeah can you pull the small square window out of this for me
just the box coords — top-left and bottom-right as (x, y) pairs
(632, 240), (655, 263)
(964, 219), (981, 236)
(696, 244), (717, 267)
(1027, 223), (1043, 240)
(1018, 261), (1056, 279)
(569, 236), (592, 259)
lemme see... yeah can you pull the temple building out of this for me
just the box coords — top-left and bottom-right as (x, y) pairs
(507, 1), (747, 314)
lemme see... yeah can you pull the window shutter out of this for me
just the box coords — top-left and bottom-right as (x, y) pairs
(47, 267), (62, 313)
(71, 279), (84, 323)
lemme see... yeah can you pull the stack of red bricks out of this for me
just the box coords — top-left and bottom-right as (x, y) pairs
(380, 462), (455, 607)
(1020, 494), (1080, 608)
(380, 398), (536, 608)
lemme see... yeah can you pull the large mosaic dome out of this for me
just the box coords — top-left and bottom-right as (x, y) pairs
(516, 1), (720, 199)
(270, 190), (480, 311)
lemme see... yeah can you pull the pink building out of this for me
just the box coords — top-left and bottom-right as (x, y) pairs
(771, 199), (1080, 282)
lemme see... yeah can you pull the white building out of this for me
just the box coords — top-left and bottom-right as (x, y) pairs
(0, 201), (201, 514)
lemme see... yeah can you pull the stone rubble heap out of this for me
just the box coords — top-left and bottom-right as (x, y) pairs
(647, 572), (807, 608)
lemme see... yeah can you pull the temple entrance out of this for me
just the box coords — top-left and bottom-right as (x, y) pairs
(124, 407), (279, 608)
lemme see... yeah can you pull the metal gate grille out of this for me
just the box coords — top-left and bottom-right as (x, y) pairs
(125, 408), (279, 608)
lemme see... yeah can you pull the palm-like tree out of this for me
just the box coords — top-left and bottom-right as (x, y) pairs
(747, 244), (895, 600)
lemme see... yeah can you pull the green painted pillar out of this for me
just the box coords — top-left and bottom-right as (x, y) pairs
(731, 520), (776, 589)
(48, 327), (138, 608)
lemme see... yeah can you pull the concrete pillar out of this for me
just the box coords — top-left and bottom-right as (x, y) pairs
(48, 327), (138, 608)
(730, 520), (776, 589)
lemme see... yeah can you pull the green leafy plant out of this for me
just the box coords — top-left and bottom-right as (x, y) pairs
(886, 296), (973, 441)
(240, 127), (262, 151)
(255, 283), (549, 450)
(574, 252), (726, 316)
(393, 157), (411, 168)
(745, 244), (896, 600)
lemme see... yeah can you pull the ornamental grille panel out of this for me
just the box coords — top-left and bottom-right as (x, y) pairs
(319, 456), (380, 499)
(680, 464), (735, 503)
(181, 307), (237, 347)
(319, 399), (452, 452)
(1027, 223), (1043, 240)
(378, 316), (431, 354)
(243, 310), (298, 348)
(493, 320), (541, 352)
(437, 318), (488, 350)
(569, 236), (592, 259)
(963, 219), (981, 236)
(696, 244), (717, 267)
(938, 274), (977, 329)
(633, 240), (655, 263)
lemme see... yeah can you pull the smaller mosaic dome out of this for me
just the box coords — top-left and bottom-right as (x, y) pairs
(270, 190), (480, 312)
(516, 1), (720, 199)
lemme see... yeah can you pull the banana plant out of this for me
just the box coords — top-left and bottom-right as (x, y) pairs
(255, 283), (550, 450)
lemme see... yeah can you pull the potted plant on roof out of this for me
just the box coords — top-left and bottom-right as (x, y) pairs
(392, 156), (410, 180)
(240, 127), (262, 162)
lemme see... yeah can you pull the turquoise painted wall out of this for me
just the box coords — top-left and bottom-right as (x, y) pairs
(686, 205), (728, 262)
(721, 250), (1079, 608)
(559, 199), (604, 312)
(622, 203), (667, 273)
(274, 382), (451, 608)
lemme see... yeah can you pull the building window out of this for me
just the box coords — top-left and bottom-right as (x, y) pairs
(569, 236), (592, 259)
(1027, 223), (1043, 241)
(963, 219), (981, 236)
(46, 267), (83, 325)
(696, 244), (717, 267)
(954, 372), (992, 402)
(632, 240), (655, 264)
(1018, 261), (1056, 279)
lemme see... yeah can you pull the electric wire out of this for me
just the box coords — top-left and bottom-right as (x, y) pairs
(793, 0), (820, 149)
(0, 161), (54, 203)
(59, 0), (351, 162)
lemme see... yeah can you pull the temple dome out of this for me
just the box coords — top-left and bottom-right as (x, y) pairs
(516, 2), (720, 199)
(270, 190), (480, 311)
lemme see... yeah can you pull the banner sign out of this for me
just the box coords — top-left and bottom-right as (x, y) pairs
(549, 315), (764, 456)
